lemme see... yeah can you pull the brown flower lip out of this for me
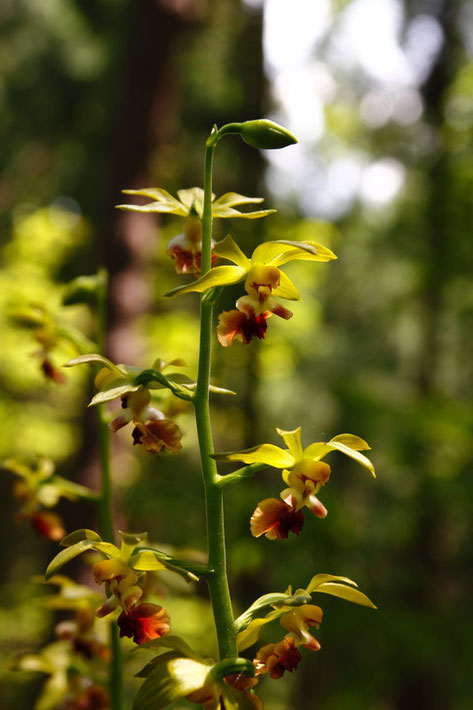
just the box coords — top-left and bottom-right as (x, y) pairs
(117, 603), (171, 645)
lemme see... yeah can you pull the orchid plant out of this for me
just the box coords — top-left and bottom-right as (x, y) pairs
(8, 119), (377, 710)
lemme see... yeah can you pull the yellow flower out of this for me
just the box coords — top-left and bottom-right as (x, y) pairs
(165, 234), (336, 300)
(214, 428), (374, 534)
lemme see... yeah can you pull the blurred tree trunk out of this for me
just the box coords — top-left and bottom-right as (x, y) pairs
(394, 2), (460, 708)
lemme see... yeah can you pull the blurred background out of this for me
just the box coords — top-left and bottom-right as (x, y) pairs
(1, 0), (472, 708)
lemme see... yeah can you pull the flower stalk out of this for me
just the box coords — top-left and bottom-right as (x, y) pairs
(94, 269), (123, 710)
(193, 127), (238, 660)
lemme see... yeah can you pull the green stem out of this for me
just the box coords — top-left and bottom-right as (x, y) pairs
(94, 270), (123, 710)
(193, 130), (238, 660)
(215, 463), (268, 488)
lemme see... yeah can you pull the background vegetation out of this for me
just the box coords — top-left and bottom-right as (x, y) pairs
(1, 1), (472, 708)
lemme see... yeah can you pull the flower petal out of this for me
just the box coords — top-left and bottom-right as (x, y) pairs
(250, 498), (304, 540)
(254, 637), (302, 679)
(212, 444), (294, 468)
(272, 270), (301, 301)
(330, 433), (371, 451)
(216, 308), (269, 347)
(117, 603), (171, 645)
(276, 427), (303, 461)
(212, 235), (251, 269)
(212, 206), (276, 219)
(271, 240), (337, 266)
(212, 192), (264, 208)
(177, 187), (207, 212)
(164, 265), (246, 297)
(132, 420), (182, 454)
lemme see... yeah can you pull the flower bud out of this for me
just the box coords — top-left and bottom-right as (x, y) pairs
(239, 120), (298, 150)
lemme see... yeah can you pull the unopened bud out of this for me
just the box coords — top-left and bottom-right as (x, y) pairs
(239, 120), (298, 150)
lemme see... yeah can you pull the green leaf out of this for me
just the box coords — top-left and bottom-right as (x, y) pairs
(313, 582), (377, 609)
(239, 119), (298, 150)
(212, 443), (295, 469)
(164, 265), (246, 297)
(60, 529), (102, 546)
(213, 235), (251, 269)
(45, 540), (98, 580)
(132, 656), (211, 710)
(63, 354), (126, 377)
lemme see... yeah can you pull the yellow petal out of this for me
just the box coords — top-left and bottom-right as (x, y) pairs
(271, 240), (337, 266)
(164, 265), (247, 297)
(212, 443), (295, 468)
(213, 235), (251, 269)
(330, 433), (371, 451)
(212, 192), (264, 208)
(276, 427), (303, 460)
(237, 609), (283, 651)
(304, 438), (375, 477)
(272, 270), (301, 301)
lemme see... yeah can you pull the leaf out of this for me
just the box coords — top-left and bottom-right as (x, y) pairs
(212, 443), (295, 469)
(132, 656), (211, 710)
(45, 540), (98, 580)
(60, 529), (102, 546)
(212, 235), (251, 269)
(63, 354), (125, 377)
(164, 265), (246, 297)
(313, 582), (377, 609)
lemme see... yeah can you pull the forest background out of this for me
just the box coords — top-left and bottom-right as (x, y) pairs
(0, 0), (472, 708)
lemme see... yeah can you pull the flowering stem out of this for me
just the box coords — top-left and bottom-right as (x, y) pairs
(193, 129), (238, 660)
(94, 270), (123, 710)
